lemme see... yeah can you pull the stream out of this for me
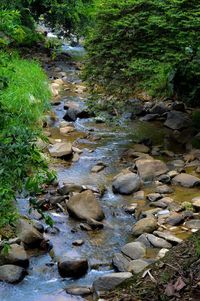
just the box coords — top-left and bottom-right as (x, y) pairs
(0, 44), (200, 301)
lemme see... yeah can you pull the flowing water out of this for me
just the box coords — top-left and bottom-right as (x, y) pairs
(0, 45), (199, 301)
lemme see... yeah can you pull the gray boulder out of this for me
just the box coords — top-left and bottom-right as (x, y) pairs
(136, 159), (168, 181)
(16, 219), (44, 248)
(128, 259), (150, 274)
(66, 190), (104, 221)
(172, 173), (200, 188)
(112, 173), (141, 195)
(164, 111), (191, 130)
(121, 242), (146, 260)
(48, 142), (72, 158)
(0, 244), (29, 268)
(146, 234), (172, 249)
(0, 265), (26, 284)
(132, 217), (158, 236)
(112, 253), (130, 272)
(58, 255), (88, 278)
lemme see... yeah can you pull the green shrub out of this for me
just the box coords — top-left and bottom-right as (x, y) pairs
(84, 0), (200, 106)
(0, 52), (55, 229)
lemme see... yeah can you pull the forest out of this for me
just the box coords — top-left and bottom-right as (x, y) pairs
(1, 1), (200, 301)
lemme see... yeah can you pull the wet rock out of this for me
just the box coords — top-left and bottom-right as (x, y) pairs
(32, 220), (44, 233)
(66, 286), (92, 296)
(87, 218), (104, 230)
(45, 226), (60, 235)
(153, 232), (182, 245)
(133, 190), (145, 200)
(185, 220), (200, 230)
(48, 142), (72, 157)
(172, 173), (200, 188)
(170, 102), (186, 112)
(72, 240), (84, 246)
(167, 170), (179, 178)
(128, 259), (150, 274)
(129, 99), (144, 117)
(150, 102), (169, 115)
(112, 172), (141, 195)
(150, 200), (168, 209)
(132, 217), (158, 236)
(124, 203), (138, 214)
(49, 196), (66, 205)
(16, 219), (44, 248)
(80, 223), (92, 231)
(166, 213), (184, 226)
(112, 253), (130, 272)
(0, 244), (29, 268)
(93, 272), (132, 295)
(142, 208), (161, 217)
(155, 185), (173, 194)
(59, 126), (75, 134)
(136, 234), (152, 248)
(91, 163), (106, 173)
(63, 106), (90, 122)
(160, 150), (175, 158)
(58, 183), (83, 195)
(146, 234), (172, 249)
(0, 265), (27, 284)
(133, 144), (150, 154)
(58, 255), (88, 278)
(136, 159), (168, 181)
(158, 174), (171, 184)
(164, 111), (192, 130)
(140, 114), (159, 122)
(66, 190), (104, 221)
(121, 242), (146, 260)
(191, 197), (200, 211)
(147, 193), (162, 202)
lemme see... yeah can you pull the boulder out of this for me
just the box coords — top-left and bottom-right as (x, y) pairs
(58, 255), (88, 278)
(112, 173), (141, 195)
(133, 144), (150, 154)
(0, 265), (26, 284)
(153, 231), (183, 244)
(48, 142), (72, 157)
(191, 197), (200, 211)
(58, 183), (83, 195)
(0, 244), (29, 268)
(128, 259), (150, 274)
(93, 272), (132, 294)
(147, 193), (162, 202)
(164, 111), (191, 130)
(172, 173), (200, 188)
(166, 213), (185, 226)
(185, 220), (200, 230)
(63, 104), (90, 122)
(66, 190), (104, 221)
(136, 234), (152, 248)
(140, 114), (159, 122)
(150, 102), (169, 115)
(132, 217), (158, 236)
(136, 159), (168, 181)
(112, 253), (130, 272)
(16, 219), (44, 248)
(155, 185), (173, 194)
(121, 242), (146, 260)
(146, 234), (172, 249)
(170, 102), (185, 112)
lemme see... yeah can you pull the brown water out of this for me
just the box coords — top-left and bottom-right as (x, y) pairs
(0, 45), (198, 301)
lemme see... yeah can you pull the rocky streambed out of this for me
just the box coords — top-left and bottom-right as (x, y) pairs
(1, 45), (200, 301)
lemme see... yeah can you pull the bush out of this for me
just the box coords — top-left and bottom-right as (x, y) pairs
(0, 52), (54, 229)
(84, 0), (200, 106)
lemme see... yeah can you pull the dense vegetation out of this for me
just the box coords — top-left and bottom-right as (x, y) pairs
(84, 0), (200, 106)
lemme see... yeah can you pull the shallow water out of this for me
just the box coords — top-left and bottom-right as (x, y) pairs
(0, 45), (198, 301)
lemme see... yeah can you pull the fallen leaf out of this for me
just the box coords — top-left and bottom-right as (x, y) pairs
(174, 277), (186, 291)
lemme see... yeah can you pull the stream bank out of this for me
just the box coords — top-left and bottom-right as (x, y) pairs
(0, 44), (200, 301)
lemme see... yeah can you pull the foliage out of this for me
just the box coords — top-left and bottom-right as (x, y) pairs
(84, 0), (200, 106)
(0, 52), (55, 229)
(44, 37), (62, 60)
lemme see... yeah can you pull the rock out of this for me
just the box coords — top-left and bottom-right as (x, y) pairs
(133, 190), (145, 200)
(146, 234), (172, 249)
(185, 220), (200, 230)
(49, 196), (66, 205)
(150, 102), (169, 115)
(66, 286), (92, 296)
(32, 220), (44, 233)
(140, 114), (159, 122)
(133, 144), (150, 153)
(112, 173), (141, 195)
(72, 240), (84, 246)
(132, 217), (158, 236)
(0, 265), (26, 283)
(16, 219), (44, 248)
(147, 193), (162, 202)
(167, 170), (179, 178)
(58, 255), (88, 278)
(59, 126), (75, 134)
(93, 272), (132, 295)
(45, 226), (60, 235)
(128, 259), (150, 274)
(158, 174), (171, 184)
(191, 197), (200, 210)
(142, 208), (161, 217)
(80, 223), (92, 231)
(160, 150), (175, 158)
(153, 231), (183, 244)
(136, 234), (152, 248)
(48, 142), (72, 157)
(58, 183), (83, 195)
(166, 213), (184, 226)
(66, 190), (104, 221)
(124, 203), (138, 214)
(170, 102), (185, 112)
(129, 99), (144, 117)
(0, 244), (29, 268)
(63, 105), (90, 122)
(150, 197), (173, 209)
(121, 242), (146, 260)
(156, 248), (170, 259)
(172, 173), (200, 188)
(164, 111), (192, 130)
(91, 164), (105, 173)
(155, 185), (173, 194)
(87, 218), (104, 230)
(112, 253), (130, 272)
(136, 159), (168, 181)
